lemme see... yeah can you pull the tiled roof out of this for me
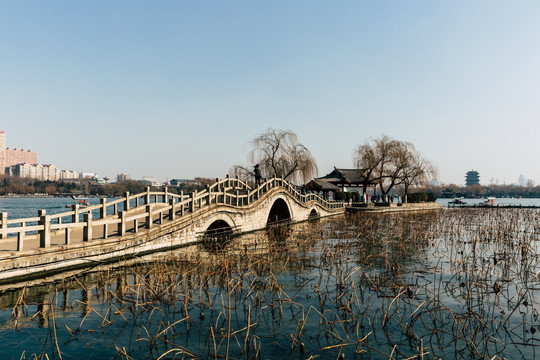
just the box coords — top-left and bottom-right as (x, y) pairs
(305, 179), (340, 191)
(317, 168), (368, 184)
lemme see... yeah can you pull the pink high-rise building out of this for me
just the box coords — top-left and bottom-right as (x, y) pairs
(0, 131), (5, 173)
(5, 148), (38, 167)
(0, 131), (38, 174)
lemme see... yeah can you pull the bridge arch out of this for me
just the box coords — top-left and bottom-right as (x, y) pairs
(309, 208), (319, 219)
(266, 196), (292, 226)
(201, 213), (237, 240)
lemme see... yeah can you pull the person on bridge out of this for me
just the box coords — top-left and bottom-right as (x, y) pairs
(254, 164), (262, 185)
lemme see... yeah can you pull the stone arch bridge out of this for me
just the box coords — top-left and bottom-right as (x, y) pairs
(0, 177), (344, 283)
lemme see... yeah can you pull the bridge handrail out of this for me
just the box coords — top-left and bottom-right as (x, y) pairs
(0, 175), (343, 250)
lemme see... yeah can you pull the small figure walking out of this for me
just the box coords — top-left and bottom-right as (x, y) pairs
(254, 164), (262, 185)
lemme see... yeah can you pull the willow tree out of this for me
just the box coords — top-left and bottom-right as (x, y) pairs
(354, 135), (401, 195)
(400, 145), (438, 203)
(230, 128), (318, 185)
(354, 134), (437, 201)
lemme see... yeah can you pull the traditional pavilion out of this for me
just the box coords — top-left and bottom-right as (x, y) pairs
(307, 167), (376, 200)
(305, 179), (341, 200)
(317, 168), (369, 191)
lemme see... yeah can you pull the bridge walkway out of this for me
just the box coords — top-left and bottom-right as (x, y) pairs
(0, 176), (344, 255)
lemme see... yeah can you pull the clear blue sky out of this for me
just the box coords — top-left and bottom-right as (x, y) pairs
(1, 1), (539, 185)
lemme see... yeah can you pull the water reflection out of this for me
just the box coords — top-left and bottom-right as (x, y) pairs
(0, 210), (538, 359)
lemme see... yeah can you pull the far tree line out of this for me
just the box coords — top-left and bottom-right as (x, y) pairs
(424, 183), (540, 199)
(0, 176), (215, 197)
(1, 128), (439, 202)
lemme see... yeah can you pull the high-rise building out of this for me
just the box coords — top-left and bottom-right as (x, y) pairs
(117, 173), (131, 182)
(0, 131), (38, 174)
(5, 148), (38, 167)
(465, 170), (480, 186)
(0, 131), (5, 173)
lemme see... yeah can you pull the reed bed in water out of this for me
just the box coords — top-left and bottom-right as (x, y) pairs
(5, 208), (540, 359)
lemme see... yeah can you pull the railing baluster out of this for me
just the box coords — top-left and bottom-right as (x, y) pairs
(101, 198), (108, 239)
(0, 212), (7, 240)
(39, 209), (50, 248)
(17, 222), (24, 251)
(124, 192), (130, 211)
(146, 205), (153, 229)
(83, 213), (92, 242)
(118, 211), (126, 236)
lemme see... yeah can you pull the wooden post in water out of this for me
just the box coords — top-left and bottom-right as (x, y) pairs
(83, 213), (92, 242)
(39, 210), (50, 248)
(0, 212), (7, 240)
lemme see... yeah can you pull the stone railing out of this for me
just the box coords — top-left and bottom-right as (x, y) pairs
(0, 176), (343, 251)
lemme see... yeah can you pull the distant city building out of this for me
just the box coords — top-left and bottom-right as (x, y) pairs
(0, 131), (38, 174)
(0, 131), (5, 172)
(80, 173), (98, 179)
(117, 173), (131, 182)
(7, 163), (60, 181)
(5, 148), (38, 168)
(465, 170), (480, 186)
(142, 176), (159, 186)
(170, 179), (200, 187)
(60, 170), (79, 180)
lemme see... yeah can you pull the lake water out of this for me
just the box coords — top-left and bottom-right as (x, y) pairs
(2, 196), (540, 220)
(0, 209), (538, 359)
(437, 197), (540, 207)
(0, 197), (112, 220)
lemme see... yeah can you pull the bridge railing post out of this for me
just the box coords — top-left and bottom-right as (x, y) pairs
(124, 192), (130, 211)
(0, 212), (7, 240)
(191, 191), (197, 212)
(207, 185), (211, 206)
(83, 213), (92, 242)
(71, 204), (79, 223)
(226, 174), (230, 188)
(39, 209), (50, 248)
(118, 211), (126, 236)
(146, 187), (151, 205)
(164, 186), (168, 204)
(65, 226), (71, 245)
(146, 205), (153, 229)
(17, 228), (24, 251)
(100, 198), (108, 239)
(180, 191), (184, 216)
(169, 199), (176, 221)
